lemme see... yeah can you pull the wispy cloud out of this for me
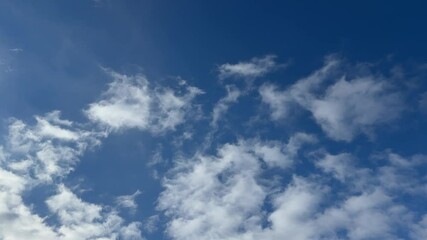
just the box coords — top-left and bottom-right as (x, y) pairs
(116, 190), (142, 214)
(218, 55), (280, 79)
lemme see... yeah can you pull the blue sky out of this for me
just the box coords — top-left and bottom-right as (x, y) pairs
(1, 1), (427, 239)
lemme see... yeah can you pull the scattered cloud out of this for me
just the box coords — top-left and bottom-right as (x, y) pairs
(158, 134), (317, 240)
(0, 111), (144, 239)
(0, 52), (425, 240)
(158, 139), (426, 240)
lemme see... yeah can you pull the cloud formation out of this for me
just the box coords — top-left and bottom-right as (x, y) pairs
(86, 69), (203, 133)
(218, 55), (278, 79)
(0, 111), (143, 239)
(158, 138), (427, 240)
(260, 56), (404, 141)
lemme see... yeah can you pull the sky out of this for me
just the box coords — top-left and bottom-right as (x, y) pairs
(1, 1), (427, 239)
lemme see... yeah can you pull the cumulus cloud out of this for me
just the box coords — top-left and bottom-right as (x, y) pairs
(218, 55), (278, 79)
(260, 56), (404, 141)
(85, 69), (203, 133)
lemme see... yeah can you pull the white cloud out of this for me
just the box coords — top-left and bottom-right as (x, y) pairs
(251, 133), (316, 168)
(411, 215), (427, 239)
(315, 153), (357, 182)
(5, 112), (98, 182)
(158, 142), (266, 240)
(143, 215), (160, 233)
(0, 111), (144, 239)
(9, 48), (23, 52)
(158, 135), (427, 240)
(260, 56), (404, 141)
(158, 135), (317, 240)
(218, 55), (278, 79)
(211, 85), (241, 127)
(310, 78), (402, 141)
(85, 69), (203, 133)
(46, 185), (143, 240)
(116, 190), (141, 213)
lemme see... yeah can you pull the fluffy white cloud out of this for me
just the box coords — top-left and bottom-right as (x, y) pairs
(251, 133), (316, 168)
(46, 185), (143, 240)
(159, 142), (266, 240)
(411, 215), (427, 239)
(218, 55), (278, 79)
(260, 57), (404, 141)
(0, 67), (205, 239)
(158, 135), (317, 240)
(5, 112), (98, 182)
(85, 69), (203, 133)
(315, 152), (358, 182)
(159, 135), (427, 240)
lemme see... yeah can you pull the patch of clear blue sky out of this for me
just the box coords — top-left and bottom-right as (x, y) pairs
(1, 1), (427, 239)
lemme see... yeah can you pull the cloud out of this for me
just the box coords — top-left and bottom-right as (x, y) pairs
(419, 92), (427, 114)
(0, 67), (205, 239)
(218, 55), (278, 79)
(158, 132), (427, 240)
(46, 185), (143, 240)
(315, 152), (358, 182)
(158, 134), (316, 240)
(251, 133), (317, 168)
(8, 48), (23, 53)
(85, 69), (203, 133)
(158, 141), (266, 240)
(143, 215), (160, 233)
(5, 112), (99, 182)
(260, 56), (404, 141)
(0, 111), (144, 239)
(411, 215), (427, 239)
(116, 190), (142, 213)
(211, 85), (241, 127)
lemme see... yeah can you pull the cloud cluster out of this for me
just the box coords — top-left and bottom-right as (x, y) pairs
(86, 69), (203, 133)
(260, 57), (404, 141)
(158, 134), (317, 239)
(1, 54), (426, 240)
(0, 64), (208, 239)
(0, 111), (143, 239)
(158, 137), (427, 240)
